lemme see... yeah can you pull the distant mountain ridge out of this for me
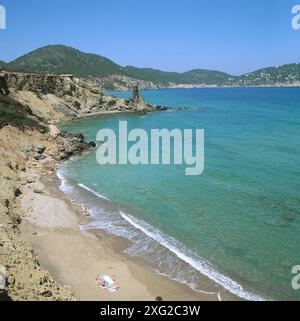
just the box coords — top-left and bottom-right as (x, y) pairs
(1, 45), (300, 88)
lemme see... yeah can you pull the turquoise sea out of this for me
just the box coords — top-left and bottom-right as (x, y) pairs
(58, 87), (300, 300)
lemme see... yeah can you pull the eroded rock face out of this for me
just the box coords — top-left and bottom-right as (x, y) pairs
(3, 72), (104, 118)
(0, 125), (94, 301)
(0, 71), (164, 123)
(5, 73), (77, 96)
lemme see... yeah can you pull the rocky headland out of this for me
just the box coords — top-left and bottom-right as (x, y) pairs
(0, 71), (165, 124)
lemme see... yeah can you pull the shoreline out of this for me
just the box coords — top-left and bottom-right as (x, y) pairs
(105, 84), (300, 94)
(56, 109), (163, 126)
(19, 167), (220, 301)
(52, 123), (266, 301)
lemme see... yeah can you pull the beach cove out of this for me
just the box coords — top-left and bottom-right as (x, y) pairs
(19, 164), (219, 301)
(1, 80), (300, 301)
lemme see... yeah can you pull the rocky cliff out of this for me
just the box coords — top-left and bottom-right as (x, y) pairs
(0, 71), (163, 124)
(0, 122), (95, 301)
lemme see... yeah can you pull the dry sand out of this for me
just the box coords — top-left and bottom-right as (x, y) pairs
(20, 172), (219, 301)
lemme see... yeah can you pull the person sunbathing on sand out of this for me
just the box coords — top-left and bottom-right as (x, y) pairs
(96, 275), (120, 292)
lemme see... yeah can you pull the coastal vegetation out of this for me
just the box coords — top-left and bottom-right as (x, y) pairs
(0, 96), (47, 131)
(1, 45), (300, 89)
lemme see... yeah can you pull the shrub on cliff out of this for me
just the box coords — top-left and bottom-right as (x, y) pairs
(0, 96), (48, 132)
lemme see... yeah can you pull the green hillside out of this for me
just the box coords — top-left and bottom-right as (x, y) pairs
(6, 45), (124, 77)
(3, 45), (233, 84)
(235, 63), (300, 86)
(123, 66), (186, 84)
(1, 45), (300, 86)
(123, 67), (232, 85)
(0, 60), (6, 69)
(182, 69), (233, 85)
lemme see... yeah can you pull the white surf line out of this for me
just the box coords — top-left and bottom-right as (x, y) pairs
(57, 168), (266, 301)
(120, 211), (267, 301)
(78, 183), (110, 201)
(154, 269), (221, 298)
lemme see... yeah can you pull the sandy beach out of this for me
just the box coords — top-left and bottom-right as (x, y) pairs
(19, 170), (219, 301)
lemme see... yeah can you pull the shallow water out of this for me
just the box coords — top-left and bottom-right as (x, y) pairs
(59, 87), (300, 300)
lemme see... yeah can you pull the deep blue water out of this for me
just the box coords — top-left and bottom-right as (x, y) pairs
(59, 87), (300, 300)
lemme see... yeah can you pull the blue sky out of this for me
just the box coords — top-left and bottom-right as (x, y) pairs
(0, 0), (300, 75)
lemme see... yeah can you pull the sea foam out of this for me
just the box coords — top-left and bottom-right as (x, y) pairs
(120, 211), (267, 301)
(78, 183), (110, 201)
